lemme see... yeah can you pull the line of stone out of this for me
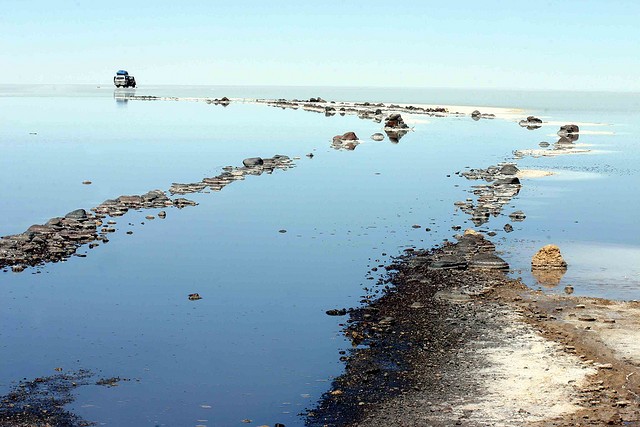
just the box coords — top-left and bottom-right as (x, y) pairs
(0, 155), (293, 272)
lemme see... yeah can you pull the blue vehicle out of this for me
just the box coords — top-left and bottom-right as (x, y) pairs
(113, 70), (136, 88)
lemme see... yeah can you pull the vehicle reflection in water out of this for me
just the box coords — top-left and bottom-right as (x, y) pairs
(114, 89), (136, 105)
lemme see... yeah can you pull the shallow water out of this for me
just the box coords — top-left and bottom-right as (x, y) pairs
(0, 85), (639, 425)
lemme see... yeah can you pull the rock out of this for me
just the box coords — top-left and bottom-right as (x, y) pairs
(332, 132), (360, 150)
(503, 223), (514, 233)
(519, 116), (543, 129)
(306, 153), (314, 158)
(499, 164), (519, 175)
(82, 180), (92, 185)
(11, 265), (25, 273)
(531, 244), (567, 269)
(428, 255), (467, 270)
(278, 229), (287, 233)
(468, 253), (509, 270)
(326, 308), (347, 316)
(539, 141), (550, 147)
(188, 293), (202, 301)
(157, 211), (167, 218)
(564, 285), (574, 294)
(243, 157), (264, 167)
(145, 215), (155, 220)
(471, 110), (481, 118)
(340, 131), (358, 141)
(65, 209), (87, 220)
(384, 113), (409, 130)
(371, 133), (385, 141)
(509, 210), (526, 221)
(558, 124), (579, 136)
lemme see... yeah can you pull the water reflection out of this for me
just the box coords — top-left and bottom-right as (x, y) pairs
(532, 267), (568, 288)
(113, 89), (136, 105)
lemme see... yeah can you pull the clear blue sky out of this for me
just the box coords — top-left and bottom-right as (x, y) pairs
(2, 0), (639, 91)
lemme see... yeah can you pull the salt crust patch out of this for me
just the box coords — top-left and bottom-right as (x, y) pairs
(517, 169), (555, 178)
(460, 313), (596, 426)
(562, 302), (640, 366)
(515, 148), (591, 157)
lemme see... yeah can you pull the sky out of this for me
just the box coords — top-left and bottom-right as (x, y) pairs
(2, 0), (639, 91)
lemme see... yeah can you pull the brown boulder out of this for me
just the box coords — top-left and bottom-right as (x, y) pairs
(339, 131), (358, 141)
(531, 244), (567, 269)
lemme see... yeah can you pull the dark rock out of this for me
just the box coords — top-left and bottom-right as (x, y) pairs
(468, 253), (509, 270)
(65, 209), (87, 220)
(384, 114), (409, 130)
(242, 157), (264, 167)
(539, 141), (551, 147)
(471, 110), (481, 118)
(558, 124), (579, 136)
(188, 293), (202, 301)
(504, 223), (514, 233)
(499, 164), (519, 175)
(340, 131), (358, 141)
(326, 308), (348, 316)
(519, 116), (543, 129)
(428, 255), (467, 270)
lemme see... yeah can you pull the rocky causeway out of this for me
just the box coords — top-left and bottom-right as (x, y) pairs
(1, 95), (637, 426)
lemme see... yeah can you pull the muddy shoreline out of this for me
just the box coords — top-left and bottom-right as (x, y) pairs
(307, 237), (640, 426)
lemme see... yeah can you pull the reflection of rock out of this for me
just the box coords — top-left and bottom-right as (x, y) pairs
(384, 129), (408, 143)
(532, 268), (567, 288)
(557, 133), (579, 145)
(532, 244), (567, 269)
(557, 124), (579, 136)
(519, 116), (543, 130)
